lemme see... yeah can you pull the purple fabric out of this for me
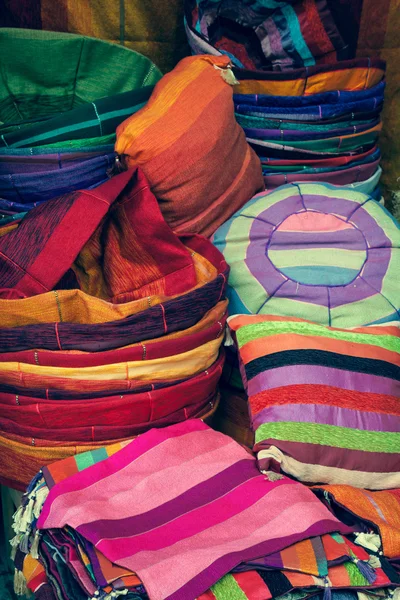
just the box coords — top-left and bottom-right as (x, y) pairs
(0, 270), (228, 352)
(0, 152), (116, 202)
(252, 404), (400, 432)
(269, 228), (366, 250)
(0, 148), (114, 174)
(247, 366), (400, 396)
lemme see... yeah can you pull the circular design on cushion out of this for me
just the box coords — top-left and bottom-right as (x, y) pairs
(213, 182), (400, 327)
(267, 211), (368, 287)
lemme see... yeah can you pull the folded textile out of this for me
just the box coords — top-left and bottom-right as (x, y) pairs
(312, 485), (400, 558)
(228, 315), (400, 489)
(244, 120), (380, 141)
(0, 335), (223, 392)
(236, 99), (383, 121)
(263, 165), (382, 192)
(198, 559), (397, 600)
(213, 182), (400, 326)
(233, 83), (386, 107)
(0, 168), (199, 302)
(0, 356), (223, 433)
(0, 148), (115, 174)
(13, 420), (352, 600)
(0, 300), (227, 366)
(231, 59), (386, 96)
(115, 55), (264, 237)
(0, 152), (115, 204)
(0, 404), (220, 491)
(0, 234), (221, 326)
(0, 87), (154, 149)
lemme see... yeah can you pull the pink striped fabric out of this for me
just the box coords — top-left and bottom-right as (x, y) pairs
(37, 420), (352, 600)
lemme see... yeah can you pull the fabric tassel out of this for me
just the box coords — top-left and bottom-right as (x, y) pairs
(33, 486), (49, 519)
(354, 532), (381, 553)
(368, 555), (381, 568)
(14, 569), (28, 596)
(213, 63), (239, 86)
(353, 558), (377, 583)
(19, 497), (34, 533)
(19, 533), (30, 555)
(30, 530), (40, 559)
(26, 470), (43, 494)
(323, 578), (332, 600)
(106, 155), (127, 178)
(12, 505), (23, 533)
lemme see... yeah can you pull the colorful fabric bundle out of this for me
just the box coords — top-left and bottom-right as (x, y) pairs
(213, 182), (400, 327)
(185, 7), (386, 196)
(198, 558), (398, 600)
(184, 0), (352, 70)
(0, 168), (228, 490)
(312, 486), (400, 558)
(115, 55), (264, 237)
(228, 314), (400, 489)
(233, 79), (385, 194)
(11, 420), (353, 600)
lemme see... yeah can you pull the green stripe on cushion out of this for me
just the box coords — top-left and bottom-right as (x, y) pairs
(255, 422), (400, 453)
(344, 561), (369, 586)
(235, 321), (400, 354)
(268, 248), (367, 270)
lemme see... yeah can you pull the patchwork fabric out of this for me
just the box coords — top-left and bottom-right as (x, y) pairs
(228, 315), (400, 489)
(213, 182), (400, 327)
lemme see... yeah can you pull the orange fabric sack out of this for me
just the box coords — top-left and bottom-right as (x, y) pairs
(115, 55), (264, 237)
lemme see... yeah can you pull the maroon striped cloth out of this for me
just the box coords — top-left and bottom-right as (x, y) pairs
(0, 167), (197, 300)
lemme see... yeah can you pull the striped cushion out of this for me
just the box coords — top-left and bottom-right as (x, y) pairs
(213, 182), (400, 327)
(115, 55), (264, 238)
(228, 315), (400, 489)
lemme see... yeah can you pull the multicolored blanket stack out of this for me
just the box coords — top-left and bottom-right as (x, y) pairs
(185, 1), (386, 199)
(0, 166), (229, 491)
(0, 34), (267, 492)
(9, 421), (400, 600)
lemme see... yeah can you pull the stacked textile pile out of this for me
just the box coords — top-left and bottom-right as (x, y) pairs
(0, 28), (161, 225)
(233, 74), (384, 196)
(10, 421), (400, 600)
(0, 168), (229, 490)
(0, 38), (268, 491)
(184, 2), (386, 197)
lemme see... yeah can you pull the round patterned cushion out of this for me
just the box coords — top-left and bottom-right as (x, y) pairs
(213, 182), (400, 327)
